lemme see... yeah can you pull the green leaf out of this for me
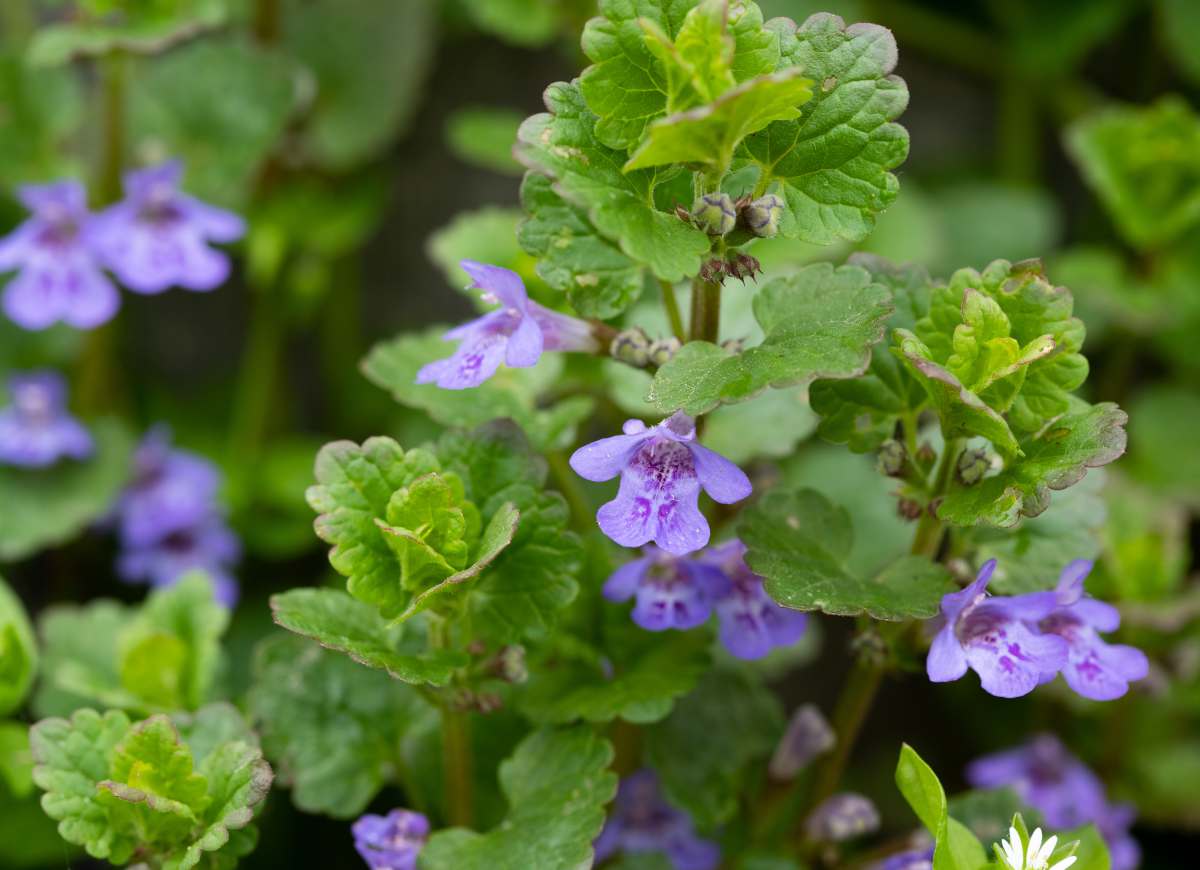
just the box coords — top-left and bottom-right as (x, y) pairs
(519, 630), (710, 725)
(894, 744), (988, 870)
(118, 574), (229, 712)
(518, 172), (645, 319)
(625, 69), (812, 171)
(739, 488), (953, 619)
(1160, 0), (1200, 85)
(30, 708), (137, 864)
(0, 720), (34, 798)
(1066, 97), (1200, 249)
(269, 588), (465, 686)
(741, 13), (909, 244)
(446, 106), (525, 175)
(285, 0), (435, 169)
(516, 80), (710, 283)
(130, 37), (295, 209)
(580, 0), (779, 149)
(809, 255), (933, 452)
(0, 418), (133, 562)
(1126, 384), (1200, 508)
(702, 386), (817, 463)
(378, 473), (481, 593)
(248, 634), (434, 818)
(649, 262), (892, 416)
(27, 0), (226, 66)
(33, 600), (128, 718)
(938, 403), (1127, 528)
(362, 328), (595, 452)
(462, 0), (561, 48)
(0, 577), (36, 716)
(646, 668), (784, 829)
(420, 726), (616, 870)
(0, 53), (84, 187)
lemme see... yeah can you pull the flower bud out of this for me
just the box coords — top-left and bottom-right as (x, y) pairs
(494, 645), (527, 684)
(957, 448), (991, 486)
(915, 442), (936, 471)
(877, 439), (907, 477)
(691, 192), (737, 236)
(805, 793), (880, 843)
(648, 336), (681, 367)
(610, 327), (651, 367)
(741, 193), (784, 238)
(769, 704), (835, 781)
(897, 497), (923, 520)
(721, 337), (745, 354)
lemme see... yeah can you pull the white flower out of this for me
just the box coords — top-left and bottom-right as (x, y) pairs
(997, 826), (1078, 870)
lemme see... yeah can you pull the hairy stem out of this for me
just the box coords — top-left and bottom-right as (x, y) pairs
(227, 282), (284, 463)
(660, 279), (686, 342)
(805, 652), (886, 812)
(910, 438), (962, 558)
(77, 50), (129, 416)
(431, 618), (474, 827)
(253, 0), (282, 43)
(689, 276), (707, 342)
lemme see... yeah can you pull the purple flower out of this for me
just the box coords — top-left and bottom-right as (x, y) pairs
(0, 180), (118, 330)
(769, 704), (835, 780)
(1034, 560), (1148, 701)
(352, 809), (429, 870)
(0, 370), (92, 468)
(114, 427), (222, 548)
(926, 560), (1069, 698)
(805, 793), (880, 843)
(416, 260), (596, 389)
(701, 539), (807, 659)
(594, 770), (720, 870)
(117, 517), (241, 607)
(873, 848), (934, 870)
(569, 412), (752, 555)
(603, 547), (728, 631)
(92, 160), (245, 294)
(967, 735), (1138, 870)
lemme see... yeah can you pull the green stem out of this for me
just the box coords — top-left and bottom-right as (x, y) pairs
(701, 280), (721, 344)
(660, 279), (686, 342)
(0, 0), (34, 44)
(430, 619), (474, 828)
(227, 281), (284, 463)
(689, 277), (706, 342)
(862, 0), (1001, 78)
(77, 50), (129, 416)
(804, 653), (885, 815)
(997, 73), (1039, 183)
(910, 438), (962, 558)
(253, 0), (282, 43)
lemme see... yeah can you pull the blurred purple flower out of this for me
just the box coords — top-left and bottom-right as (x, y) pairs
(569, 412), (752, 555)
(117, 517), (241, 607)
(0, 370), (92, 468)
(114, 427), (222, 548)
(1034, 560), (1148, 701)
(0, 180), (118, 330)
(92, 160), (245, 294)
(701, 539), (807, 660)
(594, 770), (719, 870)
(926, 560), (1069, 698)
(967, 734), (1138, 870)
(416, 260), (595, 389)
(351, 808), (428, 870)
(872, 847), (934, 870)
(769, 704), (834, 780)
(603, 547), (728, 631)
(805, 793), (880, 843)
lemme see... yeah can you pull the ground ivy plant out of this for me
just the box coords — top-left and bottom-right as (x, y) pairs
(7, 2), (1152, 869)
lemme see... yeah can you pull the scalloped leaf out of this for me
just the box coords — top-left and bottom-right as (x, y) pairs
(648, 262), (892, 415)
(0, 576), (36, 716)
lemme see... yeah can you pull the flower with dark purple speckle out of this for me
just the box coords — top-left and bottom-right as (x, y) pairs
(594, 770), (719, 870)
(352, 808), (428, 870)
(117, 518), (241, 607)
(701, 539), (807, 660)
(0, 370), (92, 468)
(872, 847), (933, 870)
(0, 180), (118, 330)
(926, 560), (1068, 698)
(92, 160), (245, 294)
(114, 427), (222, 548)
(603, 547), (728, 631)
(416, 260), (595, 389)
(570, 412), (752, 555)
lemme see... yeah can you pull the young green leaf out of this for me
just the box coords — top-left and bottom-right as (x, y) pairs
(739, 488), (954, 619)
(0, 577), (37, 717)
(362, 329), (595, 452)
(741, 13), (909, 244)
(33, 600), (129, 718)
(938, 403), (1127, 528)
(648, 262), (892, 415)
(516, 81), (710, 283)
(248, 635), (436, 818)
(0, 418), (133, 563)
(420, 727), (616, 870)
(646, 668), (785, 829)
(1067, 97), (1200, 250)
(269, 588), (466, 686)
(518, 172), (645, 319)
(894, 744), (988, 870)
